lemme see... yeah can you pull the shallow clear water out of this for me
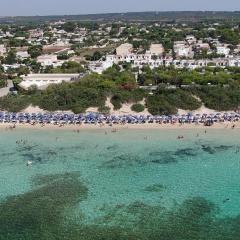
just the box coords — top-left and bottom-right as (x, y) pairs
(0, 128), (240, 239)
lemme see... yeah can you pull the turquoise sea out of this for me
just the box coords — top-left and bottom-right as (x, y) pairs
(0, 128), (240, 239)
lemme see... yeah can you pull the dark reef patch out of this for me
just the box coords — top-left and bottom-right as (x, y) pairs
(102, 154), (143, 168)
(17, 142), (84, 164)
(93, 197), (240, 240)
(0, 172), (88, 240)
(199, 143), (235, 155)
(149, 148), (200, 165)
(144, 184), (166, 192)
(149, 151), (178, 164)
(21, 153), (43, 163)
(1, 174), (240, 240)
(201, 145), (216, 154)
(151, 157), (177, 164)
(174, 148), (198, 157)
(106, 144), (119, 151)
(57, 145), (86, 152)
(149, 151), (165, 157)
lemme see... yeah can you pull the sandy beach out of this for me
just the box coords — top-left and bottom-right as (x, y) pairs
(1, 121), (239, 131)
(1, 103), (239, 132)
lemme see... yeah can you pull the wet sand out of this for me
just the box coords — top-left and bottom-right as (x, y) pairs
(0, 121), (239, 131)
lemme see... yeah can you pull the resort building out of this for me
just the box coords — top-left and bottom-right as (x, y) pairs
(19, 73), (80, 90)
(102, 53), (240, 71)
(87, 40), (240, 74)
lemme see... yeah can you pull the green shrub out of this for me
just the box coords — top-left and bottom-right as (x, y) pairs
(0, 94), (32, 112)
(165, 89), (201, 110)
(131, 103), (145, 113)
(146, 95), (177, 115)
(0, 80), (6, 88)
(191, 86), (240, 111)
(111, 95), (122, 110)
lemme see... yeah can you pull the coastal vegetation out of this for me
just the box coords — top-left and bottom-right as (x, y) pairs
(0, 73), (7, 88)
(138, 66), (240, 86)
(44, 61), (86, 74)
(0, 67), (145, 113)
(191, 85), (240, 111)
(0, 66), (239, 114)
(0, 94), (32, 112)
(146, 88), (202, 115)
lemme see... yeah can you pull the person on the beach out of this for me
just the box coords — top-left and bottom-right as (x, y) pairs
(177, 136), (184, 140)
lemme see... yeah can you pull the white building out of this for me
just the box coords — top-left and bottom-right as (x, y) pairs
(19, 73), (80, 90)
(16, 51), (30, 59)
(106, 53), (151, 64)
(216, 44), (231, 56)
(228, 57), (240, 67)
(2, 64), (24, 71)
(89, 60), (113, 74)
(174, 41), (194, 58)
(105, 53), (173, 70)
(105, 51), (240, 70)
(186, 35), (197, 45)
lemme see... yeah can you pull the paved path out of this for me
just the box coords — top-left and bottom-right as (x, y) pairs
(0, 80), (14, 97)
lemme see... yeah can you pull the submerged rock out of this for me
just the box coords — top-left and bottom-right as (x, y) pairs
(174, 148), (198, 157)
(144, 184), (167, 192)
(0, 172), (88, 239)
(151, 157), (177, 164)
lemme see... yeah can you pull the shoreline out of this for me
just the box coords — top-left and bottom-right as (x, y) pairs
(1, 122), (239, 131)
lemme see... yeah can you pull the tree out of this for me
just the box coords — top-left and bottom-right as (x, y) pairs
(30, 60), (41, 73)
(92, 51), (102, 61)
(16, 66), (30, 76)
(28, 46), (43, 59)
(63, 22), (76, 33)
(0, 64), (4, 73)
(85, 51), (103, 61)
(4, 51), (17, 65)
(219, 29), (239, 45)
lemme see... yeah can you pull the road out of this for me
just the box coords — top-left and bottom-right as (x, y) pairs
(0, 80), (14, 97)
